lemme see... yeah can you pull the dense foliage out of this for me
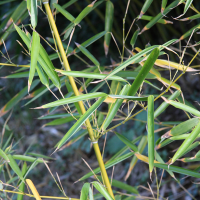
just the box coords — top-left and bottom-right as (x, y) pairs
(1, 0), (200, 199)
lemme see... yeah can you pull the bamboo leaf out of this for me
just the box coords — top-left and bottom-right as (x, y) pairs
(147, 95), (154, 176)
(115, 132), (138, 152)
(56, 96), (106, 149)
(155, 59), (199, 72)
(171, 122), (200, 164)
(29, 31), (40, 92)
(162, 118), (200, 138)
(31, 0), (37, 28)
(44, 115), (80, 127)
(96, 176), (138, 194)
(184, 0), (193, 14)
(36, 92), (106, 109)
(105, 45), (158, 80)
(0, 1), (27, 44)
(74, 0), (104, 25)
(128, 48), (160, 96)
(38, 113), (79, 120)
(161, 0), (168, 13)
(104, 0), (114, 55)
(7, 154), (24, 182)
(140, 0), (179, 34)
(26, 179), (41, 200)
(139, 0), (153, 19)
(53, 3), (75, 22)
(0, 80), (39, 117)
(109, 136), (142, 161)
(71, 31), (107, 55)
(36, 64), (49, 87)
(12, 155), (44, 163)
(135, 153), (200, 178)
(92, 182), (113, 200)
(75, 42), (100, 67)
(80, 183), (90, 200)
(17, 162), (27, 200)
(125, 136), (147, 180)
(179, 23), (200, 41)
(0, 148), (9, 161)
(14, 25), (61, 88)
(154, 90), (181, 118)
(162, 98), (200, 117)
(79, 152), (135, 181)
(130, 28), (140, 48)
(101, 85), (130, 131)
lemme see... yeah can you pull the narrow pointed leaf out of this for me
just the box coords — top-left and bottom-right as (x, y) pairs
(104, 0), (114, 55)
(7, 154), (24, 182)
(147, 95), (154, 174)
(56, 96), (106, 149)
(139, 0), (153, 18)
(17, 162), (27, 200)
(164, 99), (200, 117)
(75, 43), (100, 67)
(102, 85), (130, 131)
(53, 3), (75, 22)
(171, 122), (200, 163)
(96, 176), (138, 194)
(92, 182), (113, 200)
(80, 183), (90, 200)
(79, 152), (135, 181)
(31, 0), (37, 28)
(71, 31), (107, 55)
(74, 0), (104, 25)
(115, 132), (138, 152)
(0, 80), (39, 117)
(184, 0), (193, 14)
(29, 31), (40, 91)
(128, 48), (160, 96)
(154, 90), (181, 118)
(37, 92), (106, 109)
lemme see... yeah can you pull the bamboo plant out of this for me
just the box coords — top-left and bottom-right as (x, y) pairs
(1, 0), (200, 199)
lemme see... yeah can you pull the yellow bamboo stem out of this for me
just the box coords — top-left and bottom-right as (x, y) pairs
(42, 1), (114, 198)
(0, 189), (78, 199)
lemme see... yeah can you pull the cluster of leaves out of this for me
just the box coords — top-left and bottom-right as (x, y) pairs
(1, 0), (200, 199)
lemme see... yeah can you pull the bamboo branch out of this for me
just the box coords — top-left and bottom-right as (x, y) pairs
(42, 0), (114, 198)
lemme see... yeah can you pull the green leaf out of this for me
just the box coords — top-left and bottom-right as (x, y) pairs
(12, 155), (44, 163)
(71, 31), (107, 55)
(56, 69), (126, 82)
(53, 3), (75, 22)
(92, 182), (113, 200)
(184, 0), (193, 14)
(105, 45), (158, 80)
(147, 95), (154, 174)
(96, 176), (138, 194)
(115, 132), (138, 152)
(79, 152), (135, 181)
(171, 122), (200, 163)
(74, 0), (104, 25)
(80, 183), (90, 200)
(29, 31), (40, 91)
(75, 42), (100, 67)
(31, 0), (37, 28)
(56, 96), (106, 149)
(7, 154), (24, 182)
(0, 80), (39, 117)
(101, 85), (130, 131)
(104, 0), (114, 55)
(128, 48), (160, 96)
(37, 92), (107, 109)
